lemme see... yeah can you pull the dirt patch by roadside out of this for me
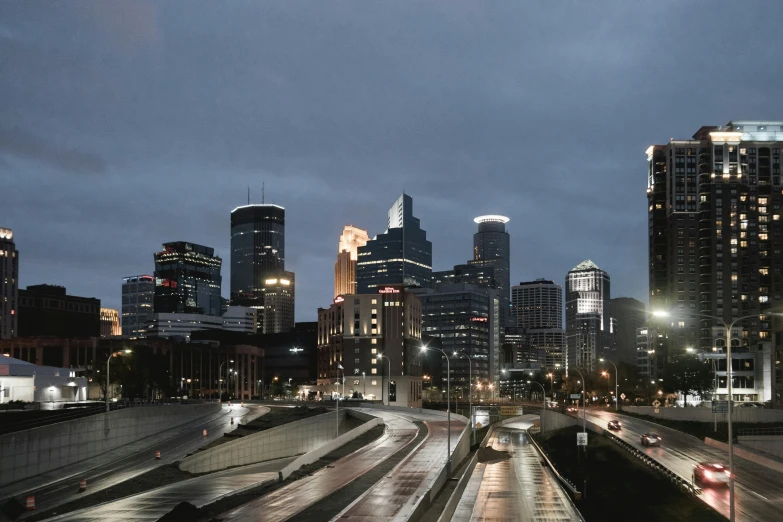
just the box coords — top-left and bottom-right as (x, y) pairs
(476, 446), (510, 464)
(198, 406), (330, 451)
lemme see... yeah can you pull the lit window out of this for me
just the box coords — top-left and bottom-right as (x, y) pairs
(371, 369), (377, 375)
(371, 380), (377, 385)
(371, 299), (377, 305)
(371, 348), (377, 354)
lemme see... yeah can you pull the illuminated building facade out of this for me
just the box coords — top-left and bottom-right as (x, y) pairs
(153, 242), (222, 317)
(511, 279), (565, 371)
(565, 260), (613, 373)
(648, 122), (783, 405)
(356, 194), (432, 292)
(648, 122), (783, 353)
(262, 271), (295, 334)
(121, 275), (154, 339)
(230, 204), (285, 310)
(0, 227), (18, 339)
(334, 225), (369, 298)
(412, 283), (499, 393)
(469, 216), (511, 327)
(100, 308), (121, 338)
(317, 285), (423, 407)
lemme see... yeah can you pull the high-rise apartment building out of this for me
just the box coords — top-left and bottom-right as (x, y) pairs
(121, 275), (154, 339)
(317, 285), (423, 407)
(262, 270), (295, 334)
(100, 308), (121, 338)
(153, 242), (222, 317)
(412, 283), (499, 392)
(432, 263), (496, 290)
(511, 279), (565, 370)
(0, 227), (18, 339)
(610, 297), (646, 365)
(647, 121), (783, 404)
(565, 260), (613, 373)
(648, 122), (783, 352)
(230, 204), (285, 309)
(356, 194), (432, 292)
(334, 225), (369, 298)
(469, 216), (510, 327)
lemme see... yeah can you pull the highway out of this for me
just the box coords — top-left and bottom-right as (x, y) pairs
(581, 408), (783, 522)
(0, 403), (267, 519)
(451, 418), (582, 522)
(43, 457), (292, 521)
(330, 409), (465, 522)
(219, 408), (421, 522)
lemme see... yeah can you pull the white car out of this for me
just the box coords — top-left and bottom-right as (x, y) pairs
(640, 433), (661, 446)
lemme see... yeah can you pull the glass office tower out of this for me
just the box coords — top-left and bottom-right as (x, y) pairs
(153, 242), (222, 316)
(356, 194), (432, 292)
(230, 204), (285, 308)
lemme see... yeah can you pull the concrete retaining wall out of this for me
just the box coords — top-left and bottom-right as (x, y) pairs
(278, 410), (383, 481)
(705, 437), (783, 473)
(625, 406), (783, 423)
(738, 435), (783, 459)
(540, 409), (578, 433)
(0, 403), (220, 487)
(179, 410), (352, 474)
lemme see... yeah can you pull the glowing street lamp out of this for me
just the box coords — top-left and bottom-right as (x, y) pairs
(421, 343), (452, 474)
(599, 358), (619, 411)
(106, 349), (131, 413)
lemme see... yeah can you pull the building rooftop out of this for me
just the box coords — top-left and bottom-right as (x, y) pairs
(474, 215), (510, 224)
(571, 259), (601, 272)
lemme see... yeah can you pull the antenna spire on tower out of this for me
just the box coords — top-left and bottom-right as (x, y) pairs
(262, 181), (265, 204)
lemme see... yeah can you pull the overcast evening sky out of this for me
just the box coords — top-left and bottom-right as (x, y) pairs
(2, 1), (782, 321)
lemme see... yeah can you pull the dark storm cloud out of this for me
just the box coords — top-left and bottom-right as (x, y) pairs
(2, 1), (783, 317)
(0, 127), (106, 175)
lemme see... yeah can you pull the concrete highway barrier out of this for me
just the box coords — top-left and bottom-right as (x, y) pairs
(0, 403), (220, 487)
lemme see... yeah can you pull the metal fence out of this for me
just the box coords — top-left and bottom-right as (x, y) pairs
(738, 426), (783, 436)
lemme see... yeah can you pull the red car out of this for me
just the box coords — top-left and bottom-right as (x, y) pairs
(694, 462), (731, 486)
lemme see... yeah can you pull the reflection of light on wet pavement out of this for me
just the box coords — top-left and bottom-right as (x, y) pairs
(453, 425), (580, 521)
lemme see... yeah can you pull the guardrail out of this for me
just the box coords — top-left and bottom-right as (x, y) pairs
(527, 428), (582, 500)
(738, 426), (783, 436)
(601, 430), (702, 496)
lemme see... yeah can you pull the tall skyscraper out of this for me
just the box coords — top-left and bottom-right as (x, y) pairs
(230, 204), (285, 309)
(511, 279), (565, 370)
(153, 242), (222, 316)
(412, 283), (499, 390)
(565, 260), (612, 373)
(469, 216), (510, 327)
(262, 270), (295, 334)
(356, 194), (432, 292)
(647, 121), (783, 405)
(334, 225), (369, 298)
(0, 227), (18, 339)
(121, 275), (154, 339)
(610, 297), (646, 366)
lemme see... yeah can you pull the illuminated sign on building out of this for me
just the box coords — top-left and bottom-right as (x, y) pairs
(334, 296), (345, 304)
(378, 287), (401, 294)
(471, 317), (488, 322)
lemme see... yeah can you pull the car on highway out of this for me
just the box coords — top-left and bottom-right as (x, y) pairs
(607, 420), (622, 430)
(693, 462), (731, 486)
(640, 432), (661, 446)
(566, 406), (578, 413)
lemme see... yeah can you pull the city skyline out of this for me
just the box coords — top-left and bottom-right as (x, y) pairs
(4, 2), (782, 322)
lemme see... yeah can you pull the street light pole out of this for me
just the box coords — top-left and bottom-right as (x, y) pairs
(363, 371), (366, 399)
(456, 351), (473, 444)
(376, 354), (391, 405)
(105, 349), (131, 413)
(652, 310), (779, 522)
(218, 359), (234, 402)
(572, 368), (586, 433)
(529, 381), (546, 410)
(547, 372), (554, 405)
(422, 344), (451, 475)
(599, 358), (619, 411)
